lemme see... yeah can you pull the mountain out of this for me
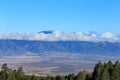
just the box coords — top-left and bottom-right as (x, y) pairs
(0, 40), (26, 56)
(0, 39), (120, 56)
(38, 30), (53, 34)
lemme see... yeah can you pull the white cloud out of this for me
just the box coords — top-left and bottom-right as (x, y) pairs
(0, 31), (119, 42)
(101, 32), (115, 39)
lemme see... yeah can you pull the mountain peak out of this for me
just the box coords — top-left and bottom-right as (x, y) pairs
(38, 30), (54, 34)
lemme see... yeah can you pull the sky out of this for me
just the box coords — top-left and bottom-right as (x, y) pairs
(0, 0), (120, 33)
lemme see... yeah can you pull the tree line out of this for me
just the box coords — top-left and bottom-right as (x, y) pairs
(0, 61), (120, 80)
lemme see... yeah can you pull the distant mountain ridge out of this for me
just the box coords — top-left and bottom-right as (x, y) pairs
(0, 39), (120, 56)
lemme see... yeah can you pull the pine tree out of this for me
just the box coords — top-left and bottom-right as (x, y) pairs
(86, 73), (92, 80)
(56, 75), (61, 80)
(107, 61), (113, 75)
(75, 71), (86, 80)
(46, 75), (51, 80)
(92, 61), (103, 80)
(24, 75), (32, 80)
(31, 75), (40, 80)
(67, 73), (75, 80)
(0, 63), (9, 80)
(111, 61), (120, 80)
(15, 66), (24, 80)
(7, 69), (16, 80)
(56, 75), (65, 80)
(1, 63), (9, 72)
(101, 65), (110, 80)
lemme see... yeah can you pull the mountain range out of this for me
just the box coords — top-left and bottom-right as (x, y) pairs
(0, 31), (120, 56)
(0, 39), (120, 56)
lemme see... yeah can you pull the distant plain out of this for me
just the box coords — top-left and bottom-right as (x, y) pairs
(0, 52), (119, 76)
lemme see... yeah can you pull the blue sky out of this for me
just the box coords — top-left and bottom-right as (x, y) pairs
(0, 0), (120, 33)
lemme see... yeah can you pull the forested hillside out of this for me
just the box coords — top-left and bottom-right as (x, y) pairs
(0, 61), (120, 80)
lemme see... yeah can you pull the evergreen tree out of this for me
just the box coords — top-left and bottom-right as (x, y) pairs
(6, 69), (16, 80)
(1, 63), (9, 72)
(86, 73), (92, 80)
(0, 61), (120, 80)
(101, 65), (110, 80)
(15, 66), (24, 80)
(111, 61), (120, 80)
(92, 61), (103, 80)
(46, 75), (51, 80)
(67, 73), (75, 80)
(39, 76), (46, 80)
(0, 63), (9, 80)
(75, 71), (86, 80)
(24, 75), (32, 80)
(31, 75), (40, 80)
(56, 75), (65, 80)
(107, 61), (113, 75)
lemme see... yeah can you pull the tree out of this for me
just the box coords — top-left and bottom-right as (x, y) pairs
(46, 75), (51, 80)
(1, 63), (9, 72)
(75, 71), (86, 80)
(111, 61), (120, 80)
(7, 69), (16, 80)
(24, 75), (32, 80)
(31, 75), (40, 80)
(107, 61), (113, 75)
(56, 75), (65, 80)
(86, 73), (92, 80)
(67, 73), (75, 80)
(92, 61), (103, 80)
(15, 66), (24, 80)
(0, 63), (9, 80)
(101, 66), (110, 80)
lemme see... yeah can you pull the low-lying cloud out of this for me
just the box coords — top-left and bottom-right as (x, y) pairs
(0, 30), (119, 42)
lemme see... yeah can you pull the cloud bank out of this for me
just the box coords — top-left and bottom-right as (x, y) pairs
(0, 30), (119, 42)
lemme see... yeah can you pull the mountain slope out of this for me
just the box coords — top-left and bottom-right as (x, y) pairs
(0, 40), (26, 56)
(0, 39), (120, 56)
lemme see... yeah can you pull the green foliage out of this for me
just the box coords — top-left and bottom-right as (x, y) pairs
(7, 71), (16, 80)
(75, 71), (87, 80)
(1, 63), (9, 72)
(67, 73), (75, 80)
(0, 61), (120, 80)
(0, 63), (9, 80)
(15, 66), (24, 80)
(86, 73), (92, 80)
(111, 61), (120, 80)
(56, 75), (66, 80)
(101, 66), (110, 80)
(92, 61), (103, 80)
(46, 76), (52, 80)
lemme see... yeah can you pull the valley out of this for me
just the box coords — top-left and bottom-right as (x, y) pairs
(0, 39), (120, 75)
(0, 52), (119, 76)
